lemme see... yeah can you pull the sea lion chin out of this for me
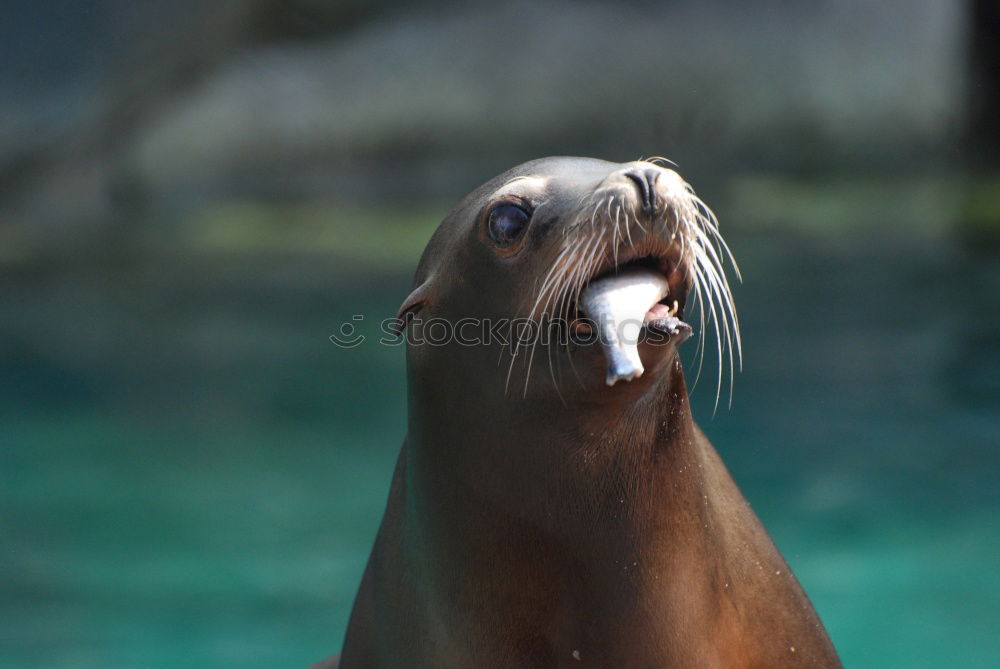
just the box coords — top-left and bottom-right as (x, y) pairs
(330, 157), (841, 668)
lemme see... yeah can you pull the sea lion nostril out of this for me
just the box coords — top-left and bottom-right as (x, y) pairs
(624, 168), (660, 213)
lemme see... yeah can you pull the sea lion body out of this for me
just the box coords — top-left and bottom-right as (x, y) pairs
(335, 158), (840, 668)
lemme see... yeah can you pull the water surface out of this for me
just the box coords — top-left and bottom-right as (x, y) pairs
(1, 206), (998, 667)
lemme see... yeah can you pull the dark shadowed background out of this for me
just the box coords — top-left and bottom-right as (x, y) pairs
(2, 1), (998, 667)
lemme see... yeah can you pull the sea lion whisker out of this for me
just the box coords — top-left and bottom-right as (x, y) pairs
(614, 203), (631, 258)
(563, 194), (595, 237)
(685, 221), (741, 355)
(588, 197), (603, 233)
(698, 262), (727, 410)
(603, 197), (617, 244)
(574, 234), (608, 319)
(556, 229), (606, 385)
(693, 266), (709, 360)
(607, 203), (619, 258)
(522, 324), (542, 399)
(561, 233), (601, 324)
(578, 231), (609, 303)
(508, 263), (567, 396)
(564, 231), (610, 386)
(623, 203), (635, 247)
(520, 267), (573, 398)
(553, 230), (604, 356)
(691, 246), (736, 409)
(680, 185), (743, 390)
(646, 155), (678, 167)
(572, 190), (597, 224)
(525, 236), (595, 398)
(632, 204), (648, 234)
(527, 246), (575, 319)
(551, 237), (587, 318)
(503, 331), (524, 396)
(544, 318), (568, 405)
(546, 269), (585, 386)
(526, 233), (590, 321)
(702, 252), (733, 409)
(684, 191), (742, 284)
(689, 229), (739, 326)
(690, 234), (742, 373)
(523, 232), (599, 403)
(688, 265), (709, 391)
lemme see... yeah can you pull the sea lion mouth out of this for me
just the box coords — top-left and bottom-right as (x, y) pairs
(574, 252), (689, 328)
(571, 251), (692, 386)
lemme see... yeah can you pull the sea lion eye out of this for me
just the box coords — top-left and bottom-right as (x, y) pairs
(487, 203), (531, 246)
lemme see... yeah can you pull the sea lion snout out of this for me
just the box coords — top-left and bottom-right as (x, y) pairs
(622, 166), (662, 214)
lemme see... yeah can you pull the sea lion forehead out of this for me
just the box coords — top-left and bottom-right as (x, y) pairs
(490, 156), (627, 200)
(414, 157), (671, 284)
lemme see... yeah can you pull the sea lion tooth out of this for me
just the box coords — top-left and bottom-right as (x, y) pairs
(579, 266), (670, 386)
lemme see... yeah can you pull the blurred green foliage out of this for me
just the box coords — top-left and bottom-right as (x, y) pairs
(180, 202), (444, 269)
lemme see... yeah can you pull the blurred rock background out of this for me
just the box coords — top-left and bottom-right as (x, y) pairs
(2, 0), (995, 257)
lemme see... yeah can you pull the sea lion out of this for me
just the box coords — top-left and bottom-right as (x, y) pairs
(330, 157), (841, 668)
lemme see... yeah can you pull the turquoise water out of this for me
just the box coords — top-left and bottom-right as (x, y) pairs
(2, 230), (998, 667)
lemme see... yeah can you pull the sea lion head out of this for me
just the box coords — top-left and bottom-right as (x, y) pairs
(395, 157), (739, 408)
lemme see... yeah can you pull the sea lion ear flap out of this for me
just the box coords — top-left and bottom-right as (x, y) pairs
(390, 281), (431, 336)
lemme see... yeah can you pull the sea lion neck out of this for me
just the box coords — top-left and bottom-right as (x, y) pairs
(405, 351), (701, 536)
(400, 360), (755, 666)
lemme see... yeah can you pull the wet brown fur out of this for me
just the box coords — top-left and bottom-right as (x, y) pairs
(332, 158), (841, 668)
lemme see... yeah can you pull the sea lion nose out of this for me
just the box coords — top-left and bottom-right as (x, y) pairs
(623, 167), (661, 213)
